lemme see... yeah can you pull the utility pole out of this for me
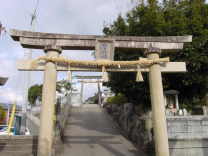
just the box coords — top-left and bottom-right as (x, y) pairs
(21, 0), (38, 134)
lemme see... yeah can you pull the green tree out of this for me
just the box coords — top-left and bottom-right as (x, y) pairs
(106, 93), (128, 105)
(56, 80), (71, 95)
(28, 80), (72, 106)
(28, 84), (42, 106)
(104, 0), (208, 110)
(85, 93), (99, 104)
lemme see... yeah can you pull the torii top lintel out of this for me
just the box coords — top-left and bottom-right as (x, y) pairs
(10, 29), (192, 51)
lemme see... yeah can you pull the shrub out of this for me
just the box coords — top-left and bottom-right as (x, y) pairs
(107, 93), (127, 105)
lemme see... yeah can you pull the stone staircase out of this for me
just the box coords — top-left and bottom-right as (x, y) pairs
(56, 105), (141, 156)
(0, 136), (38, 156)
(0, 105), (141, 156)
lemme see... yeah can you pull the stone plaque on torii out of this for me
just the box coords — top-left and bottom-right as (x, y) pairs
(10, 29), (192, 156)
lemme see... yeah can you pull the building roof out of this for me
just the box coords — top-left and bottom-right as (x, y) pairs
(0, 77), (8, 86)
(164, 90), (179, 95)
(0, 103), (22, 111)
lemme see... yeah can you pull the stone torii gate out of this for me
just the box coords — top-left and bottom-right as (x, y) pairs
(10, 29), (192, 156)
(76, 75), (103, 105)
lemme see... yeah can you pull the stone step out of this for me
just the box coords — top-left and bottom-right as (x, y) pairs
(0, 139), (38, 145)
(0, 144), (63, 155)
(0, 151), (35, 156)
(0, 136), (38, 144)
(0, 136), (37, 156)
(0, 144), (37, 152)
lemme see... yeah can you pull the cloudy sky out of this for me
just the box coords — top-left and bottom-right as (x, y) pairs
(0, 0), (136, 105)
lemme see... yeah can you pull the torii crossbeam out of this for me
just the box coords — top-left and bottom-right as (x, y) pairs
(10, 29), (192, 156)
(10, 29), (191, 50)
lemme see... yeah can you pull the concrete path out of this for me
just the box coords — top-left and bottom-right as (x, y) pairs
(58, 104), (140, 156)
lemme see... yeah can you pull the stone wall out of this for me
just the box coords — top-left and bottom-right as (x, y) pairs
(0, 135), (63, 156)
(26, 113), (39, 136)
(26, 95), (72, 137)
(167, 116), (208, 156)
(55, 95), (72, 140)
(105, 103), (208, 156)
(105, 103), (153, 155)
(0, 136), (38, 156)
(167, 116), (208, 139)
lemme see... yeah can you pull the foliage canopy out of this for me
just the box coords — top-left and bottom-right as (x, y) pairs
(28, 80), (71, 106)
(103, 0), (208, 110)
(106, 93), (128, 105)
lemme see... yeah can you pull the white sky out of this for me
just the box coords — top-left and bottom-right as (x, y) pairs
(0, 0), (136, 104)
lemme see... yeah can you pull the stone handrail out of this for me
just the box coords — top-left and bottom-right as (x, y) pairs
(55, 94), (72, 140)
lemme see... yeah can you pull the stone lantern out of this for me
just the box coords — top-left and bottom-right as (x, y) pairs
(164, 90), (180, 110)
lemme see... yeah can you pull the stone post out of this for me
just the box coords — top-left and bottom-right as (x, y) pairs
(146, 47), (170, 156)
(37, 45), (62, 156)
(164, 95), (167, 108)
(80, 82), (84, 104)
(204, 93), (208, 115)
(175, 94), (179, 110)
(97, 81), (102, 106)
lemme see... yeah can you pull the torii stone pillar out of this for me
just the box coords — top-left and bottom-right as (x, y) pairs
(146, 47), (169, 156)
(38, 45), (62, 156)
